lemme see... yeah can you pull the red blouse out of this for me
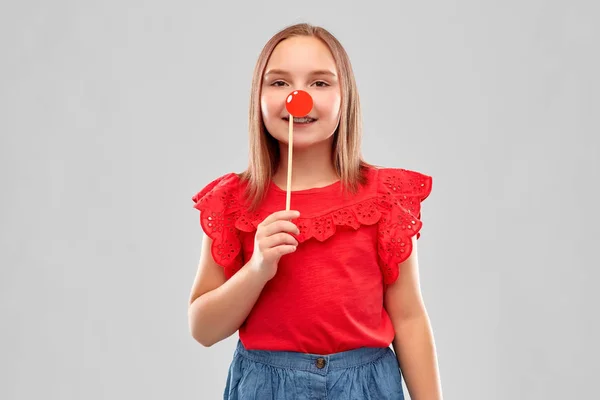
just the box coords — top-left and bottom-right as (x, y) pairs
(191, 165), (432, 354)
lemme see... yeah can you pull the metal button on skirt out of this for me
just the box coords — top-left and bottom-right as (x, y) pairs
(223, 340), (405, 399)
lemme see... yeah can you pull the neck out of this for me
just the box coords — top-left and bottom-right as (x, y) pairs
(273, 139), (339, 191)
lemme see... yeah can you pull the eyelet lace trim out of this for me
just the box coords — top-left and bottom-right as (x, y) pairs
(233, 199), (383, 242)
(192, 173), (244, 277)
(192, 168), (432, 284)
(376, 168), (432, 284)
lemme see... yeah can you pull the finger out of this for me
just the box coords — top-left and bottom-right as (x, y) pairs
(261, 233), (298, 250)
(259, 210), (300, 227)
(260, 220), (300, 237)
(266, 245), (297, 259)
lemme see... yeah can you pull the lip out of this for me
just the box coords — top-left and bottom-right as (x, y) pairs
(281, 117), (317, 128)
(282, 116), (317, 120)
(282, 116), (317, 122)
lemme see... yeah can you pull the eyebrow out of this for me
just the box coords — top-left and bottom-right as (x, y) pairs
(264, 69), (337, 77)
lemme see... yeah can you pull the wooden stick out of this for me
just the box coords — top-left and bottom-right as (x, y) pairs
(286, 114), (293, 211)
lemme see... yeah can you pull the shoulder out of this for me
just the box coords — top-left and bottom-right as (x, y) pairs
(362, 164), (433, 201)
(362, 165), (433, 284)
(191, 172), (246, 212)
(190, 172), (247, 273)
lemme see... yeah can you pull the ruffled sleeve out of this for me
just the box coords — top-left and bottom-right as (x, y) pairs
(376, 168), (433, 285)
(191, 173), (244, 277)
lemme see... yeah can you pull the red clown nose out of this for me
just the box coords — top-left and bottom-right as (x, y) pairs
(285, 90), (313, 117)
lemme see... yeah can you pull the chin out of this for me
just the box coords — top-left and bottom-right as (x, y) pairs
(274, 133), (335, 151)
(283, 138), (317, 150)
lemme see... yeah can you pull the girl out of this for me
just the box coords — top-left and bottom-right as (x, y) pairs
(188, 23), (442, 399)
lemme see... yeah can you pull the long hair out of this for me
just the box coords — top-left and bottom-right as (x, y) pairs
(239, 23), (372, 210)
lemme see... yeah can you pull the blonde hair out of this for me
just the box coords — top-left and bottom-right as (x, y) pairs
(240, 23), (372, 210)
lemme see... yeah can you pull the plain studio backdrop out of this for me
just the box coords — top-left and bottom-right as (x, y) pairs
(1, 1), (598, 399)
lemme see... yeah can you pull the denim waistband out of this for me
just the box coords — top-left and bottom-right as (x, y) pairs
(234, 340), (391, 373)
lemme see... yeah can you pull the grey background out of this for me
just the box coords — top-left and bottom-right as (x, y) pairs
(1, 1), (598, 399)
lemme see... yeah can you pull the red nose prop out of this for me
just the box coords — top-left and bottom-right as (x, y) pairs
(284, 90), (314, 212)
(285, 90), (313, 117)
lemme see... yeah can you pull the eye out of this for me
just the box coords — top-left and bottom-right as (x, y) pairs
(270, 80), (287, 87)
(313, 81), (329, 87)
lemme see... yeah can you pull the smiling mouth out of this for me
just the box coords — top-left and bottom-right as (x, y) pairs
(282, 116), (317, 124)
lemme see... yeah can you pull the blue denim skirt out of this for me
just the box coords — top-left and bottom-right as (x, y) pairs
(224, 340), (405, 399)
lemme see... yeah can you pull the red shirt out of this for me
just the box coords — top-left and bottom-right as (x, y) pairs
(191, 165), (432, 354)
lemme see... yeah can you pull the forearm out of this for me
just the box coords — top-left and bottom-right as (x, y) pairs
(188, 262), (268, 347)
(392, 313), (443, 400)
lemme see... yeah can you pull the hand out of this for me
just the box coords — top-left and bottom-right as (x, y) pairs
(249, 210), (300, 281)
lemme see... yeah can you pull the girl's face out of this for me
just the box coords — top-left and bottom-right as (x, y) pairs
(261, 36), (341, 149)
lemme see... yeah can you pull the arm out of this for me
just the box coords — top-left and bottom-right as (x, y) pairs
(384, 236), (443, 400)
(188, 209), (299, 347)
(187, 233), (269, 347)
